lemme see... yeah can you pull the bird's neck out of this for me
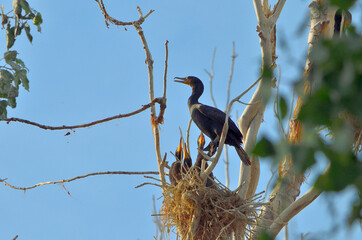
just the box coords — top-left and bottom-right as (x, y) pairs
(188, 85), (203, 107)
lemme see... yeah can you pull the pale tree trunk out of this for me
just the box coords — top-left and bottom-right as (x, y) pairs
(248, 1), (341, 239)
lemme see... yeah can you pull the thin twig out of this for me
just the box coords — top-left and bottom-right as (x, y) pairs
(163, 40), (169, 99)
(224, 42), (237, 188)
(135, 182), (163, 188)
(1, 170), (159, 191)
(205, 47), (217, 108)
(273, 65), (287, 140)
(2, 98), (162, 130)
(225, 42), (237, 109)
(152, 195), (164, 240)
(186, 118), (192, 155)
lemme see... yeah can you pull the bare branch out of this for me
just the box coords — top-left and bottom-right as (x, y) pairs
(225, 42), (237, 109)
(238, 0), (285, 202)
(2, 98), (163, 130)
(163, 40), (169, 99)
(94, 0), (154, 28)
(205, 47), (217, 108)
(186, 118), (193, 155)
(268, 186), (322, 238)
(223, 42), (237, 188)
(1, 170), (159, 191)
(224, 146), (230, 188)
(269, 0), (287, 25)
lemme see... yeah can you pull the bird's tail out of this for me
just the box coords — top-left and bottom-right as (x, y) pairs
(234, 145), (251, 166)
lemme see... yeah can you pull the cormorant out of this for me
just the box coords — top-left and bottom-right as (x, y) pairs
(169, 138), (183, 186)
(175, 76), (251, 166)
(182, 146), (192, 174)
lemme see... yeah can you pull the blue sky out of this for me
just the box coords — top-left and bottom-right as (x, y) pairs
(1, 0), (361, 239)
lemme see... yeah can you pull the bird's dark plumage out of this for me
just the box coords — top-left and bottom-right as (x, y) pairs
(175, 76), (251, 165)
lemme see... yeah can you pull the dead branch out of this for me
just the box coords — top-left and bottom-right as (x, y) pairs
(1, 170), (159, 191)
(95, 2), (167, 188)
(1, 98), (163, 130)
(94, 0), (154, 28)
(205, 47), (217, 108)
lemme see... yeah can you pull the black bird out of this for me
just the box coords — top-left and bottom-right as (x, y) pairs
(182, 145), (192, 174)
(194, 132), (215, 187)
(169, 139), (183, 186)
(175, 76), (251, 166)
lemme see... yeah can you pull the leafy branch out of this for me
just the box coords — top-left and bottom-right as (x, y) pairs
(0, 0), (43, 119)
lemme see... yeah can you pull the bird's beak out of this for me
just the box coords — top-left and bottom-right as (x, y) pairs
(174, 77), (190, 85)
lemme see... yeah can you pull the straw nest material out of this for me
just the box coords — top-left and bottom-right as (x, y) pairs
(161, 170), (266, 240)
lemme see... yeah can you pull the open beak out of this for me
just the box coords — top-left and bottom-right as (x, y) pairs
(174, 77), (190, 85)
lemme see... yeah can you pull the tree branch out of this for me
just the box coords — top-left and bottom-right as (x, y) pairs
(94, 0), (154, 28)
(95, 3), (167, 188)
(253, 1), (336, 238)
(238, 0), (285, 201)
(205, 47), (217, 108)
(1, 170), (159, 191)
(2, 98), (163, 130)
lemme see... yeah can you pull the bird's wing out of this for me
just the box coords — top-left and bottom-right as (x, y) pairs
(197, 104), (243, 139)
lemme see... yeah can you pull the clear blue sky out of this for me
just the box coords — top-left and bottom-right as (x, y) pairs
(1, 0), (361, 239)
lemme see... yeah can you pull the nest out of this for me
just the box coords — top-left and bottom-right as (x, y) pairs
(161, 170), (266, 240)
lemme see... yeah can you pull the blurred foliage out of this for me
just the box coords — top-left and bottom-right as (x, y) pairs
(0, 0), (42, 119)
(253, 4), (361, 225)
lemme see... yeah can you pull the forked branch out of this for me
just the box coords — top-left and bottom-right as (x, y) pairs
(1, 170), (159, 191)
(2, 98), (163, 130)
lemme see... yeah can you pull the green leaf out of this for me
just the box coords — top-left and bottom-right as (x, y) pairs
(4, 51), (18, 62)
(8, 61), (22, 71)
(33, 12), (43, 26)
(15, 58), (26, 68)
(19, 0), (32, 14)
(0, 100), (8, 119)
(14, 69), (29, 91)
(279, 95), (288, 119)
(315, 151), (360, 191)
(348, 195), (362, 225)
(6, 25), (15, 50)
(0, 70), (15, 82)
(256, 231), (273, 240)
(36, 24), (42, 33)
(8, 97), (17, 108)
(24, 24), (33, 43)
(253, 137), (276, 157)
(330, 0), (356, 10)
(290, 145), (316, 173)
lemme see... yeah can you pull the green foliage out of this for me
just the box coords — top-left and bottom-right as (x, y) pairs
(256, 231), (273, 240)
(253, 20), (362, 224)
(253, 137), (276, 158)
(0, 0), (43, 118)
(330, 0), (356, 10)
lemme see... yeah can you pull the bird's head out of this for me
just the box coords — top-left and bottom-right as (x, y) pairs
(183, 147), (191, 162)
(174, 76), (203, 88)
(175, 137), (183, 161)
(197, 132), (205, 149)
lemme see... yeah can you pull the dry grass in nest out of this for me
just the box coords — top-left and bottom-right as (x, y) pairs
(161, 170), (266, 240)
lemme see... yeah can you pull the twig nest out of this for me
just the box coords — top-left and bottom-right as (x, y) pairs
(161, 170), (266, 240)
